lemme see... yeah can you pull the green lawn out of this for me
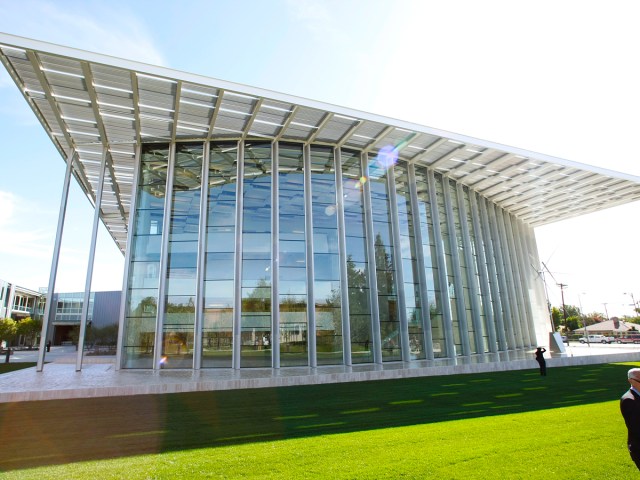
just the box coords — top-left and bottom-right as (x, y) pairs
(0, 362), (637, 479)
(0, 362), (36, 374)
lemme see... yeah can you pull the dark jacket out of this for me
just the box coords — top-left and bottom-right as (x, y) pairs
(621, 388), (640, 452)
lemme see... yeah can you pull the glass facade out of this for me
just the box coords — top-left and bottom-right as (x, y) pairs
(120, 141), (540, 369)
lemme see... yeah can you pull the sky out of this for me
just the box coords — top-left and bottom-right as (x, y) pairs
(0, 0), (638, 317)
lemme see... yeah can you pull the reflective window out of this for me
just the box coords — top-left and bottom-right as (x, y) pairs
(464, 188), (490, 352)
(368, 152), (400, 362)
(241, 143), (272, 367)
(122, 145), (169, 368)
(161, 143), (203, 368)
(341, 149), (373, 363)
(435, 175), (462, 354)
(202, 142), (238, 367)
(278, 143), (308, 366)
(310, 146), (342, 365)
(414, 167), (446, 358)
(395, 163), (425, 359)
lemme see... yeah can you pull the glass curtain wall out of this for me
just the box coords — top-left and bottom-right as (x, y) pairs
(241, 143), (273, 367)
(434, 173), (462, 353)
(463, 187), (489, 352)
(414, 167), (446, 357)
(341, 150), (373, 364)
(368, 156), (400, 362)
(202, 142), (237, 368)
(310, 146), (343, 365)
(395, 163), (425, 360)
(122, 145), (169, 368)
(161, 143), (203, 368)
(278, 143), (308, 366)
(448, 179), (476, 354)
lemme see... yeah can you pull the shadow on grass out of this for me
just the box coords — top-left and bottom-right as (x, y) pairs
(0, 362), (635, 471)
(0, 363), (36, 375)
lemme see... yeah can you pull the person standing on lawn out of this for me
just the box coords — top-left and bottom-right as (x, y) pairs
(621, 368), (640, 470)
(534, 347), (546, 376)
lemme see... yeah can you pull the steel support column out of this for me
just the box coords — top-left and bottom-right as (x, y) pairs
(232, 141), (244, 370)
(334, 148), (352, 365)
(442, 178), (471, 356)
(271, 141), (280, 369)
(456, 184), (484, 354)
(76, 148), (108, 371)
(37, 149), (76, 372)
(153, 143), (176, 370)
(194, 141), (210, 369)
(362, 153), (382, 364)
(303, 144), (317, 367)
(426, 170), (456, 359)
(407, 163), (434, 360)
(116, 145), (142, 370)
(387, 165), (410, 362)
(469, 191), (498, 352)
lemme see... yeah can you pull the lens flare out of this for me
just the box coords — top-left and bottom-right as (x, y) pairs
(324, 204), (336, 216)
(376, 145), (398, 169)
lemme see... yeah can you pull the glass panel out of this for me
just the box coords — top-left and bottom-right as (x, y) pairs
(368, 153), (400, 362)
(395, 163), (425, 359)
(341, 149), (372, 364)
(161, 143), (203, 369)
(414, 167), (446, 358)
(241, 142), (272, 367)
(278, 143), (308, 366)
(311, 147), (343, 365)
(122, 145), (169, 369)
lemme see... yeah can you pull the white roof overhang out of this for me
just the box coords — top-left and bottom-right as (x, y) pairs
(1, 32), (639, 255)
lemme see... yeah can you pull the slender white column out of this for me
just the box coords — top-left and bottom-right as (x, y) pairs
(334, 148), (352, 365)
(271, 142), (280, 369)
(510, 215), (537, 346)
(496, 208), (523, 347)
(115, 145), (142, 370)
(503, 212), (530, 346)
(194, 141), (210, 369)
(426, 170), (456, 358)
(478, 196), (507, 350)
(469, 191), (498, 352)
(37, 149), (76, 372)
(303, 144), (317, 367)
(456, 184), (484, 354)
(232, 141), (244, 370)
(442, 177), (471, 356)
(362, 153), (382, 364)
(387, 165), (410, 362)
(153, 143), (176, 370)
(407, 163), (433, 360)
(75, 148), (108, 371)
(488, 202), (516, 349)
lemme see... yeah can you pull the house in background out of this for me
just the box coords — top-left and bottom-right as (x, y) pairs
(0, 278), (44, 321)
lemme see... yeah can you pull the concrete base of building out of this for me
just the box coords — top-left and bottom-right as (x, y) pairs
(1, 347), (639, 403)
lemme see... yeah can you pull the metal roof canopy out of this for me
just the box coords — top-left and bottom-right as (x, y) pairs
(1, 32), (639, 255)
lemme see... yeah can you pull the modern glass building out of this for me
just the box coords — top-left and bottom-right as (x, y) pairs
(1, 33), (639, 373)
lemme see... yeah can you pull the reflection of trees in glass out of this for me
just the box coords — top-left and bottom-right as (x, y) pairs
(243, 277), (271, 312)
(374, 233), (393, 295)
(326, 254), (369, 345)
(131, 296), (157, 317)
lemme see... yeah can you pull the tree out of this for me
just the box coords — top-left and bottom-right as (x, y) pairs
(0, 318), (18, 362)
(16, 317), (42, 347)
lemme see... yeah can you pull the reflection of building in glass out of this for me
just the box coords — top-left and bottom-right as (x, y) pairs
(2, 34), (640, 373)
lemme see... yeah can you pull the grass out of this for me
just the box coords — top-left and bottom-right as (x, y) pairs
(0, 362), (637, 478)
(0, 362), (36, 374)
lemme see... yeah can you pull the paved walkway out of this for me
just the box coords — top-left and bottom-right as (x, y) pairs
(1, 344), (639, 403)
